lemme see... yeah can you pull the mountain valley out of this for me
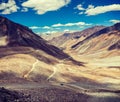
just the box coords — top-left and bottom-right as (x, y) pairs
(0, 16), (120, 102)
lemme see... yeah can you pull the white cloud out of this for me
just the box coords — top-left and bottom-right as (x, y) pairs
(30, 26), (52, 30)
(42, 26), (51, 29)
(87, 5), (94, 9)
(0, 0), (19, 14)
(22, 0), (71, 14)
(29, 22), (91, 32)
(29, 26), (40, 29)
(75, 4), (120, 16)
(74, 4), (85, 10)
(65, 23), (75, 26)
(85, 4), (120, 16)
(52, 23), (64, 27)
(52, 22), (91, 27)
(44, 31), (58, 34)
(109, 19), (120, 24)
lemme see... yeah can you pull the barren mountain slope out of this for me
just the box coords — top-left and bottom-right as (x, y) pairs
(0, 16), (70, 59)
(0, 17), (120, 102)
(66, 24), (120, 83)
(72, 31), (120, 55)
(49, 26), (105, 49)
(0, 16), (84, 82)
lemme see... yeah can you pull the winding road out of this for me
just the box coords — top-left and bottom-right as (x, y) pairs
(47, 57), (71, 80)
(24, 59), (39, 78)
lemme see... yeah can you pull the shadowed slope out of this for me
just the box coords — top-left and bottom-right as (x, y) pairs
(108, 40), (120, 50)
(0, 16), (69, 59)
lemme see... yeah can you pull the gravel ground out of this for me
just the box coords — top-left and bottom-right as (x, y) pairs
(0, 83), (120, 102)
(18, 86), (90, 102)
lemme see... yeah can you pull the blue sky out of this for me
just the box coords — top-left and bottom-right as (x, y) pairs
(0, 0), (120, 34)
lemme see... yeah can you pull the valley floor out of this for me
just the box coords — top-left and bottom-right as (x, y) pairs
(0, 80), (120, 102)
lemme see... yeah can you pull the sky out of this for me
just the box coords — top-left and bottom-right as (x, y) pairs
(0, 0), (120, 34)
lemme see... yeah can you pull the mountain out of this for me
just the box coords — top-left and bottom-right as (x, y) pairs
(72, 23), (120, 54)
(0, 16), (70, 59)
(49, 26), (105, 50)
(48, 23), (120, 71)
(0, 16), (83, 82)
(0, 17), (120, 102)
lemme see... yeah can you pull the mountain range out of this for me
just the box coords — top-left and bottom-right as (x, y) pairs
(49, 26), (105, 49)
(49, 23), (120, 57)
(0, 16), (120, 102)
(0, 16), (83, 82)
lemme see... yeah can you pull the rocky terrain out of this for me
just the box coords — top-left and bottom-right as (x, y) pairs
(0, 87), (30, 102)
(0, 82), (120, 102)
(0, 16), (120, 102)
